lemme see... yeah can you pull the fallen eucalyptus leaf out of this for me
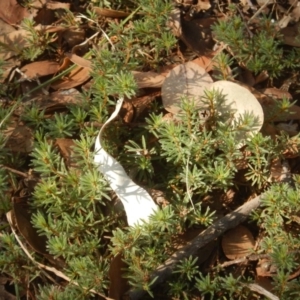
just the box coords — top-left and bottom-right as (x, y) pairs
(94, 98), (158, 226)
(222, 225), (255, 260)
(20, 60), (60, 79)
(161, 62), (213, 115)
(132, 71), (166, 88)
(208, 80), (264, 146)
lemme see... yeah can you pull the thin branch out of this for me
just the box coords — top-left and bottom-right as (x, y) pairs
(246, 283), (279, 300)
(128, 194), (262, 299)
(0, 164), (28, 177)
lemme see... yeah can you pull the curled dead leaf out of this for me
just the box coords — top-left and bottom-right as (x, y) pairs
(222, 225), (255, 260)
(51, 65), (91, 90)
(65, 53), (92, 70)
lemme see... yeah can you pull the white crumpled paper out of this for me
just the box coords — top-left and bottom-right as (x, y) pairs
(94, 98), (158, 226)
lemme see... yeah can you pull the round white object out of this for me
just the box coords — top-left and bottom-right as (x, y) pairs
(208, 80), (264, 146)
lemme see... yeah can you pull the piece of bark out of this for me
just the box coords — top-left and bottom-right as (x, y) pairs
(128, 195), (262, 300)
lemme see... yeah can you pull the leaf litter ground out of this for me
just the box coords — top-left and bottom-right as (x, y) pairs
(1, 0), (300, 299)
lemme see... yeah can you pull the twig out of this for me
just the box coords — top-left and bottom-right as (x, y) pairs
(220, 253), (270, 268)
(236, 6), (253, 38)
(248, 0), (272, 24)
(246, 283), (279, 300)
(128, 194), (262, 299)
(0, 164), (28, 177)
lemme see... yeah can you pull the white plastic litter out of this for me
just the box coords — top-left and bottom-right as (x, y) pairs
(94, 98), (158, 226)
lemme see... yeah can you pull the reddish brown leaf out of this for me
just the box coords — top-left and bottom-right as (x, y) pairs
(132, 71), (166, 88)
(21, 60), (60, 79)
(0, 29), (31, 60)
(260, 87), (292, 100)
(51, 66), (91, 90)
(222, 225), (255, 260)
(65, 53), (92, 70)
(4, 122), (33, 153)
(0, 0), (30, 24)
(93, 7), (131, 18)
(55, 138), (76, 168)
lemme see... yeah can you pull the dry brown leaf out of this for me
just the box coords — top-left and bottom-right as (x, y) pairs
(168, 8), (182, 37)
(256, 258), (277, 277)
(57, 56), (72, 72)
(49, 89), (81, 105)
(222, 225), (255, 260)
(0, 17), (15, 35)
(20, 60), (60, 79)
(35, 24), (68, 33)
(268, 158), (291, 183)
(260, 87), (292, 100)
(255, 71), (269, 84)
(291, 6), (300, 22)
(30, 0), (70, 10)
(278, 15), (292, 29)
(234, 81), (300, 121)
(62, 29), (85, 48)
(239, 69), (256, 87)
(192, 53), (215, 72)
(261, 123), (277, 139)
(221, 188), (236, 205)
(275, 122), (298, 136)
(12, 203), (48, 255)
(55, 138), (76, 168)
(0, 29), (31, 60)
(282, 138), (300, 158)
(51, 65), (91, 90)
(120, 100), (134, 123)
(132, 71), (166, 88)
(0, 0), (30, 24)
(255, 276), (274, 293)
(93, 7), (131, 18)
(234, 150), (251, 170)
(195, 0), (212, 10)
(161, 61), (213, 114)
(46, 1), (71, 10)
(14, 89), (81, 116)
(0, 58), (20, 83)
(180, 16), (220, 54)
(269, 158), (282, 181)
(65, 53), (92, 70)
(4, 123), (33, 153)
(280, 24), (300, 47)
(131, 91), (161, 119)
(0, 25), (65, 61)
(168, 8), (217, 54)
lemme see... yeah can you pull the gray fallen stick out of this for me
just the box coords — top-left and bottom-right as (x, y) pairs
(128, 194), (262, 300)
